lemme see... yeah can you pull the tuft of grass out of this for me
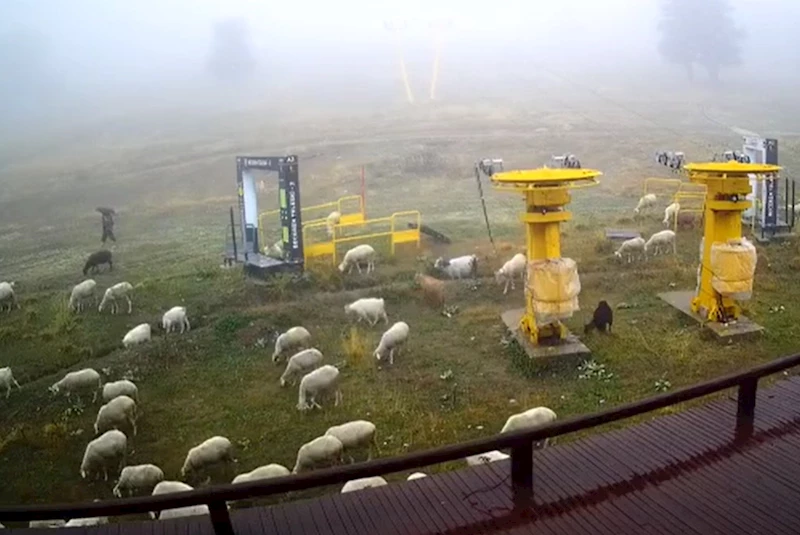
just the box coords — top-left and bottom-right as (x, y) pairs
(214, 313), (250, 343)
(341, 326), (371, 369)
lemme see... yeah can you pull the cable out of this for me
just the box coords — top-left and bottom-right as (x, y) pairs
(474, 164), (497, 253)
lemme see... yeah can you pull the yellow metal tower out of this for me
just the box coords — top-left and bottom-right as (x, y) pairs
(685, 161), (781, 322)
(491, 167), (601, 346)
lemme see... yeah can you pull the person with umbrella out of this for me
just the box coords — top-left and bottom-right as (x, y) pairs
(96, 207), (117, 245)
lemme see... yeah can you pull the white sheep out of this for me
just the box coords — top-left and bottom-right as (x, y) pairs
(326, 210), (342, 237)
(102, 379), (139, 403)
(123, 323), (151, 348)
(297, 365), (342, 411)
(64, 515), (109, 527)
(341, 476), (388, 493)
(272, 326), (312, 363)
(325, 420), (378, 462)
(644, 229), (676, 256)
(80, 429), (127, 481)
(232, 464), (291, 484)
(0, 281), (19, 313)
(113, 464), (165, 497)
(495, 253), (526, 294)
(338, 244), (376, 274)
(614, 237), (646, 263)
(344, 298), (388, 326)
(434, 255), (478, 279)
(663, 202), (680, 227)
(98, 281), (134, 314)
(181, 436), (235, 481)
(50, 368), (102, 403)
(501, 406), (558, 448)
(407, 472), (427, 481)
(292, 435), (344, 473)
(151, 481), (209, 520)
(634, 193), (657, 214)
(466, 450), (510, 467)
(280, 348), (324, 387)
(162, 306), (190, 334)
(0, 367), (21, 399)
(94, 395), (138, 436)
(374, 321), (410, 365)
(69, 279), (97, 312)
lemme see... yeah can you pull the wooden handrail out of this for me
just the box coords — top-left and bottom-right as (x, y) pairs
(2, 352), (799, 527)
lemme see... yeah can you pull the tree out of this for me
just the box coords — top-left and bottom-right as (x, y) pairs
(207, 18), (256, 82)
(658, 0), (744, 82)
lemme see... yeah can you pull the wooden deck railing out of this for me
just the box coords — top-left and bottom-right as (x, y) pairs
(3, 352), (800, 533)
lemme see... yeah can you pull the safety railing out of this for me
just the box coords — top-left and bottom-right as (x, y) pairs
(672, 191), (706, 232)
(643, 177), (682, 197)
(3, 352), (799, 533)
(303, 210), (421, 266)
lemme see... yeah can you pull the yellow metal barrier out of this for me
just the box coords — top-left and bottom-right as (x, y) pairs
(672, 192), (706, 232)
(302, 210), (421, 266)
(644, 177), (682, 197)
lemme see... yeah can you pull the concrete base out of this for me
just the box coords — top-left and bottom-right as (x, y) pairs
(501, 308), (591, 360)
(658, 291), (764, 340)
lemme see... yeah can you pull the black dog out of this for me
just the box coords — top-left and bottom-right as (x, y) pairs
(584, 300), (613, 334)
(83, 250), (113, 275)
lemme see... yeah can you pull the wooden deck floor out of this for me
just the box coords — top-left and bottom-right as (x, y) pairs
(10, 376), (800, 534)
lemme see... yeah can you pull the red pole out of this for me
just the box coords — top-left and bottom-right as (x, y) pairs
(361, 165), (366, 216)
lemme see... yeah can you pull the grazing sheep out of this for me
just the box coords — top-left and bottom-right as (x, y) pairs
(102, 379), (139, 403)
(0, 281), (19, 313)
(151, 481), (209, 520)
(584, 301), (613, 335)
(344, 298), (388, 326)
(495, 253), (526, 294)
(98, 281), (134, 314)
(326, 210), (342, 237)
(297, 365), (342, 411)
(644, 230), (676, 256)
(374, 321), (410, 365)
(414, 273), (446, 310)
(83, 250), (113, 275)
(181, 436), (235, 481)
(69, 279), (97, 312)
(280, 348), (324, 387)
(501, 406), (558, 448)
(162, 306), (190, 334)
(663, 202), (680, 227)
(341, 476), (388, 493)
(64, 514), (109, 527)
(0, 367), (21, 399)
(407, 472), (427, 481)
(123, 323), (151, 348)
(633, 193), (657, 214)
(466, 450), (510, 467)
(325, 420), (378, 462)
(292, 435), (344, 473)
(50, 368), (102, 403)
(80, 430), (127, 481)
(94, 395), (137, 436)
(113, 464), (165, 497)
(272, 326), (312, 363)
(338, 244), (376, 274)
(434, 254), (478, 279)
(232, 464), (291, 484)
(614, 237), (646, 263)
(28, 520), (67, 528)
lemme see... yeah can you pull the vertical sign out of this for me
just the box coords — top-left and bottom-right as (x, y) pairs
(281, 155), (304, 263)
(278, 157), (289, 254)
(764, 139), (779, 228)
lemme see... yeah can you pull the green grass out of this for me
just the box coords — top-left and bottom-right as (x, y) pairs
(1, 98), (799, 515)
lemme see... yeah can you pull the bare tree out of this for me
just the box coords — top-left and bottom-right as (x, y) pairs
(207, 18), (256, 81)
(658, 0), (744, 83)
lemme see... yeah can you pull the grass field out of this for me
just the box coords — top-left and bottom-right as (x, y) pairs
(1, 85), (800, 517)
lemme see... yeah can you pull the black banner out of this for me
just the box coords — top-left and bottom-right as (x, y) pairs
(280, 155), (303, 263)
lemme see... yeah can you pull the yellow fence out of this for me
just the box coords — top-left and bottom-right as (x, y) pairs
(672, 191), (706, 231)
(644, 177), (683, 197)
(303, 210), (421, 266)
(258, 195), (365, 252)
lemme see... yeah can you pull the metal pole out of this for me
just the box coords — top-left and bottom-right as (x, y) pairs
(361, 166), (366, 217)
(510, 442), (534, 508)
(736, 378), (758, 440)
(208, 500), (234, 535)
(474, 164), (497, 253)
(230, 207), (238, 263)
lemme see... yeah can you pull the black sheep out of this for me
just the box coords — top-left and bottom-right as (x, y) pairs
(584, 300), (613, 334)
(83, 250), (113, 276)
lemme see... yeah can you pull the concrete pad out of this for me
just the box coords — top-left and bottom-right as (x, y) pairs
(658, 290), (764, 340)
(501, 308), (591, 361)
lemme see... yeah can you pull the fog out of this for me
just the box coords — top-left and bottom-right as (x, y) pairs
(1, 0), (799, 139)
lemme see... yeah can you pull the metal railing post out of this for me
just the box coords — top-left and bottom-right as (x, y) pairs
(208, 500), (234, 535)
(736, 378), (758, 440)
(510, 441), (534, 508)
